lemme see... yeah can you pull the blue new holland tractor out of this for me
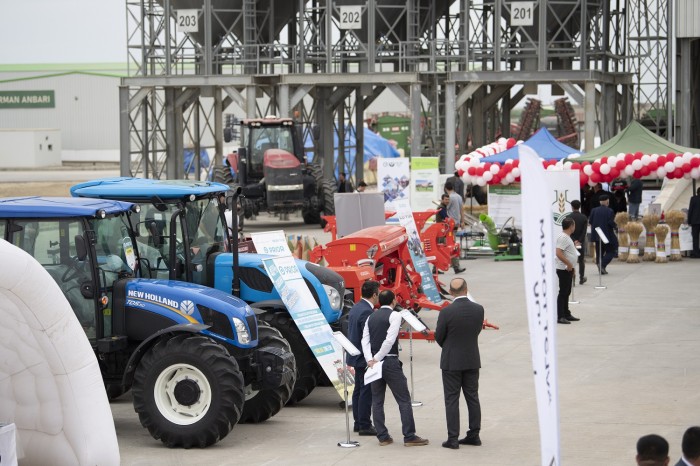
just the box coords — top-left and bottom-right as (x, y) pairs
(71, 178), (350, 403)
(0, 196), (295, 448)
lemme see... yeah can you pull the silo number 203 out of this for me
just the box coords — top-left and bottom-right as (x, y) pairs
(177, 9), (199, 33)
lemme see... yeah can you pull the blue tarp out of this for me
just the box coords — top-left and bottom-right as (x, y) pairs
(305, 127), (400, 176)
(480, 129), (579, 163)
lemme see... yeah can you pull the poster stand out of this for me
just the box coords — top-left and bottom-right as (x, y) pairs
(400, 310), (428, 407)
(594, 227), (608, 290)
(332, 332), (361, 448)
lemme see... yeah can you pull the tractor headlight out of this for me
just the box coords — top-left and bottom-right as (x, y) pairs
(232, 317), (251, 344)
(323, 284), (342, 311)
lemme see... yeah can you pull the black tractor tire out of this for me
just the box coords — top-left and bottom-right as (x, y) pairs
(259, 311), (323, 404)
(131, 334), (245, 448)
(212, 166), (234, 185)
(319, 179), (336, 228)
(239, 322), (297, 423)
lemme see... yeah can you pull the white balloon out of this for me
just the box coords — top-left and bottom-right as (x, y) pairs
(674, 156), (684, 168)
(483, 171), (493, 182)
(632, 159), (643, 171)
(583, 165), (594, 175)
(656, 167), (667, 178)
(564, 161), (573, 169)
(683, 152), (693, 163)
(608, 156), (617, 166)
(505, 173), (515, 183)
(588, 179), (597, 186)
(477, 177), (487, 186)
(625, 165), (635, 176)
(512, 167), (521, 178)
(664, 161), (675, 172)
(691, 167), (700, 179)
(600, 164), (611, 175)
(490, 164), (500, 174)
(641, 154), (651, 165)
(650, 153), (659, 161)
(506, 158), (514, 164)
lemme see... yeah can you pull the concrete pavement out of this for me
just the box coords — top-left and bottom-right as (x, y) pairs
(113, 213), (700, 465)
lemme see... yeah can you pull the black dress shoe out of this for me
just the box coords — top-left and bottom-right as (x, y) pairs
(557, 317), (571, 324)
(453, 267), (466, 274)
(353, 426), (359, 433)
(601, 268), (608, 275)
(358, 427), (377, 436)
(579, 276), (587, 285)
(458, 436), (482, 446)
(442, 440), (460, 449)
(565, 315), (580, 322)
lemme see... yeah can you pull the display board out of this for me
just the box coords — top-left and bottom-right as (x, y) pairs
(378, 157), (410, 210)
(409, 157), (440, 212)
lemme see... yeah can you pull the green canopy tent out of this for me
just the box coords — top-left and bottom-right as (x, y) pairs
(571, 121), (698, 162)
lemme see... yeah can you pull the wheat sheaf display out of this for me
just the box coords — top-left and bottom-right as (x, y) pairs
(666, 210), (686, 261)
(642, 214), (660, 261)
(615, 212), (630, 261)
(625, 222), (644, 263)
(654, 224), (669, 263)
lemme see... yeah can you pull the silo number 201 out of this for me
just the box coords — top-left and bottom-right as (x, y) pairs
(510, 2), (534, 27)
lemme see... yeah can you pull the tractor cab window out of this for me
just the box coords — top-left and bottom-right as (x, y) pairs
(183, 197), (226, 286)
(11, 219), (96, 338)
(90, 214), (135, 283)
(0, 220), (6, 240)
(249, 125), (294, 176)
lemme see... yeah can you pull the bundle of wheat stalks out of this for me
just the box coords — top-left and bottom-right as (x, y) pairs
(642, 214), (660, 261)
(666, 210), (686, 261)
(615, 212), (630, 261)
(626, 222), (644, 263)
(654, 224), (669, 263)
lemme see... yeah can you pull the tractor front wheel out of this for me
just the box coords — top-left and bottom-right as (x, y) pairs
(132, 334), (245, 448)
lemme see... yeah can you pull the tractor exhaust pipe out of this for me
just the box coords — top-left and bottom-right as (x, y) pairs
(229, 187), (242, 298)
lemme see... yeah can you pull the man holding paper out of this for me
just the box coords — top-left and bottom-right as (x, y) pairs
(346, 280), (379, 436)
(435, 278), (484, 450)
(361, 290), (429, 447)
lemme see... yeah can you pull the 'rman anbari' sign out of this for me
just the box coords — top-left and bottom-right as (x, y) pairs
(0, 91), (55, 109)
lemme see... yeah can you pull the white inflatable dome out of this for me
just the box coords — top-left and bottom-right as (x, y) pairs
(0, 239), (120, 466)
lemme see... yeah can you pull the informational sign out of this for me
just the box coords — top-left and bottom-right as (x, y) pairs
(488, 184), (522, 229)
(547, 170), (581, 226)
(339, 6), (363, 29)
(519, 146), (561, 466)
(510, 2), (535, 26)
(177, 9), (199, 33)
(251, 231), (351, 401)
(392, 199), (443, 304)
(0, 91), (54, 109)
(378, 157), (410, 211)
(410, 157), (440, 212)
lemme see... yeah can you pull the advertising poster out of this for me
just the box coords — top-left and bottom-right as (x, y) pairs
(378, 157), (410, 211)
(392, 199), (443, 304)
(410, 157), (440, 212)
(488, 184), (522, 229)
(546, 170), (581, 226)
(519, 146), (561, 466)
(251, 231), (351, 401)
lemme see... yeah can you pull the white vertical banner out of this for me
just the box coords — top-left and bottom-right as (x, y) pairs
(250, 231), (352, 401)
(519, 146), (561, 466)
(378, 157), (410, 211)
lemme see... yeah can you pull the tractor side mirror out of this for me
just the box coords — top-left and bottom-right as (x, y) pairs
(148, 222), (162, 248)
(74, 234), (88, 261)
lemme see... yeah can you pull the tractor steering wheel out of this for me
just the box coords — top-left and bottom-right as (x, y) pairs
(61, 256), (87, 283)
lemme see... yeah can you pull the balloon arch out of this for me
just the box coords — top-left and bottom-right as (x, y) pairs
(455, 138), (700, 188)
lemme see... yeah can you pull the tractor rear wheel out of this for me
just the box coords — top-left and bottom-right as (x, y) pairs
(105, 383), (128, 401)
(259, 311), (322, 404)
(239, 322), (296, 423)
(212, 166), (234, 185)
(132, 334), (245, 448)
(320, 179), (336, 228)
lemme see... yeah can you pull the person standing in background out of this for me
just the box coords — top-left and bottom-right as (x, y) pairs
(686, 188), (700, 258)
(555, 217), (581, 324)
(444, 181), (465, 274)
(447, 171), (465, 201)
(567, 200), (589, 284)
(627, 177), (643, 220)
(675, 426), (700, 466)
(636, 434), (670, 466)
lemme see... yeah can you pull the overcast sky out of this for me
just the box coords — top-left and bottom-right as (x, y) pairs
(0, 0), (127, 64)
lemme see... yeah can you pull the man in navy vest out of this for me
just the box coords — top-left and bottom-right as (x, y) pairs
(361, 290), (429, 447)
(346, 280), (379, 436)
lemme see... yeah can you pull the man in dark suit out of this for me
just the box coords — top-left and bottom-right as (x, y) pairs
(435, 278), (484, 450)
(567, 200), (589, 284)
(589, 194), (618, 274)
(361, 290), (429, 447)
(346, 280), (379, 436)
(635, 433), (670, 466)
(675, 426), (700, 466)
(687, 188), (700, 258)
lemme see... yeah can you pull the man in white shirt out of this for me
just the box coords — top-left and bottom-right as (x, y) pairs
(361, 290), (429, 447)
(555, 217), (580, 324)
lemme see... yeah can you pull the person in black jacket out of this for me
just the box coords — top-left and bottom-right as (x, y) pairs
(435, 278), (484, 449)
(567, 200), (589, 284)
(687, 188), (700, 258)
(627, 177), (643, 220)
(589, 195), (618, 273)
(346, 280), (379, 436)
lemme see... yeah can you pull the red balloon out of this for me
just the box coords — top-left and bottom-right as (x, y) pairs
(624, 153), (634, 164)
(609, 168), (620, 179)
(640, 166), (651, 177)
(600, 156), (608, 164)
(691, 157), (700, 168)
(667, 152), (677, 159)
(683, 163), (692, 173)
(632, 171), (642, 179)
(457, 169), (464, 177)
(571, 162), (581, 170)
(579, 172), (588, 187)
(590, 172), (602, 183)
(483, 163), (491, 171)
(467, 167), (476, 176)
(475, 167), (484, 176)
(674, 168), (684, 178)
(657, 156), (667, 165)
(592, 161), (601, 173)
(634, 151), (644, 159)
(506, 138), (516, 149)
(616, 160), (626, 170)
(647, 161), (658, 171)
(513, 160), (520, 167)
(492, 175), (501, 184)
